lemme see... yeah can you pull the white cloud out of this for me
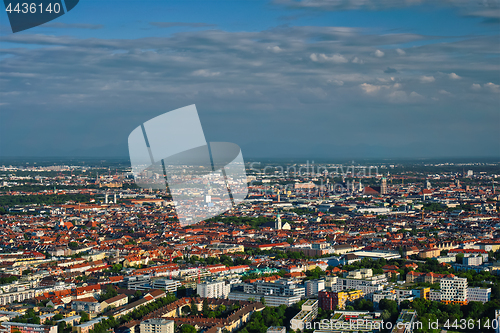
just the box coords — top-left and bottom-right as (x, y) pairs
(439, 89), (452, 96)
(388, 90), (407, 103)
(471, 83), (482, 90)
(410, 91), (424, 99)
(351, 57), (364, 64)
(448, 73), (461, 80)
(267, 46), (283, 53)
(360, 83), (383, 94)
(396, 48), (406, 55)
(420, 75), (435, 83)
(327, 79), (344, 86)
(374, 49), (385, 57)
(275, 0), (499, 19)
(484, 82), (500, 92)
(192, 69), (221, 77)
(310, 53), (348, 63)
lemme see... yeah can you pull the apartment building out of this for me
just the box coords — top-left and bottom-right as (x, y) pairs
(197, 281), (230, 299)
(100, 294), (128, 311)
(440, 276), (468, 305)
(0, 322), (57, 333)
(228, 291), (301, 307)
(290, 299), (318, 331)
(71, 297), (101, 315)
(463, 256), (483, 266)
(327, 276), (384, 300)
(140, 319), (174, 333)
(304, 279), (325, 297)
(0, 289), (36, 306)
(243, 280), (305, 298)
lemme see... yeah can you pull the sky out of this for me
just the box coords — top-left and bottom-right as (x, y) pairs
(0, 0), (499, 160)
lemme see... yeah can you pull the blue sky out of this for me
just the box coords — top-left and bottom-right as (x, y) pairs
(0, 0), (499, 159)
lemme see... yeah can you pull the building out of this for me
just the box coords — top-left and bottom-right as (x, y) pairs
(228, 291), (301, 307)
(0, 322), (57, 333)
(318, 290), (363, 311)
(304, 279), (325, 297)
(290, 299), (318, 331)
(327, 275), (385, 300)
(440, 276), (468, 305)
(72, 317), (107, 333)
(467, 287), (491, 303)
(346, 268), (372, 279)
(418, 248), (441, 259)
(197, 281), (230, 299)
(71, 297), (101, 315)
(140, 319), (174, 333)
(372, 290), (397, 309)
(275, 214), (282, 230)
(390, 309), (418, 333)
(463, 256), (483, 266)
(151, 279), (181, 293)
(101, 294), (128, 311)
(381, 177), (387, 195)
(324, 310), (384, 331)
(243, 280), (305, 298)
(121, 275), (151, 291)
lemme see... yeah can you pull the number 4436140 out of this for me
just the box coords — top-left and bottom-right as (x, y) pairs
(443, 318), (498, 330)
(6, 3), (62, 14)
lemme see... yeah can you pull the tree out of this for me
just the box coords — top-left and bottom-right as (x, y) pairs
(202, 299), (210, 317)
(381, 309), (391, 321)
(190, 300), (198, 315)
(180, 324), (197, 333)
(80, 312), (89, 323)
(260, 296), (266, 306)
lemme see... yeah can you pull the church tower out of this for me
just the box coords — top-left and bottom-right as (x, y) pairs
(275, 213), (282, 230)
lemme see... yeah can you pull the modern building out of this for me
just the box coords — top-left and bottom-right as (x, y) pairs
(372, 290), (397, 309)
(390, 309), (418, 333)
(467, 287), (491, 303)
(140, 319), (174, 333)
(290, 299), (318, 331)
(327, 275), (384, 300)
(463, 256), (483, 266)
(440, 276), (468, 305)
(121, 275), (151, 291)
(318, 290), (363, 311)
(243, 279), (305, 298)
(197, 280), (230, 299)
(305, 279), (325, 297)
(151, 279), (182, 294)
(228, 291), (301, 307)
